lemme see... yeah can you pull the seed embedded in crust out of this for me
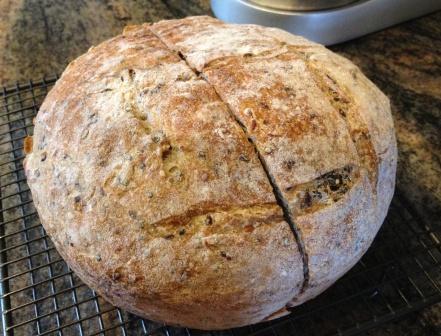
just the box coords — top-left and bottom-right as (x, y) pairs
(128, 69), (136, 80)
(302, 191), (312, 209)
(161, 144), (172, 159)
(137, 220), (145, 229)
(112, 270), (121, 281)
(128, 273), (139, 283)
(172, 170), (184, 183)
(152, 131), (164, 143)
(239, 154), (250, 162)
(73, 195), (83, 211)
(244, 225), (254, 233)
(176, 73), (192, 81)
(151, 83), (164, 94)
(283, 160), (295, 170)
(244, 107), (253, 116)
(260, 102), (269, 109)
(204, 215), (213, 225)
(220, 251), (232, 260)
(264, 146), (273, 154)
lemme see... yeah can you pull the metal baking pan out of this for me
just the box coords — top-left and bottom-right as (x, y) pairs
(211, 0), (441, 45)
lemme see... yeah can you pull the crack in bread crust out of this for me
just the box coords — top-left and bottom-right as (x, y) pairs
(285, 164), (360, 216)
(148, 26), (311, 294)
(147, 202), (283, 229)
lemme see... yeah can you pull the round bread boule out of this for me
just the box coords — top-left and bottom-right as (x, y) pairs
(24, 16), (397, 330)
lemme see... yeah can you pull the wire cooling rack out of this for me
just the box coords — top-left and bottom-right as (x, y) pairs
(0, 76), (440, 336)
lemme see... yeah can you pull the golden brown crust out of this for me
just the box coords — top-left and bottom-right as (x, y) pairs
(202, 52), (360, 188)
(25, 24), (303, 329)
(26, 17), (397, 329)
(151, 16), (396, 308)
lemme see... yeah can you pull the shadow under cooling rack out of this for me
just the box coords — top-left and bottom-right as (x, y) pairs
(0, 77), (440, 336)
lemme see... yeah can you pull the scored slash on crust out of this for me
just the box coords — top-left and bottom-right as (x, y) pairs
(147, 26), (312, 296)
(148, 17), (394, 310)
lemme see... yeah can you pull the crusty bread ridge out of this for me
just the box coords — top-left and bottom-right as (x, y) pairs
(24, 16), (397, 329)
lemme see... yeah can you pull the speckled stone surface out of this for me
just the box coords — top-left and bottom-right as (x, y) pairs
(0, 0), (440, 335)
(0, 0), (210, 83)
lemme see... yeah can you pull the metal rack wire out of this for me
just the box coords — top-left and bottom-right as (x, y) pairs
(0, 76), (440, 336)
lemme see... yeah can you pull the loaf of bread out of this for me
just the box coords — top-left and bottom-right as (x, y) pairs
(24, 16), (397, 330)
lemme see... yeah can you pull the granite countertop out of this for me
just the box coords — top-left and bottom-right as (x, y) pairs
(0, 0), (440, 335)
